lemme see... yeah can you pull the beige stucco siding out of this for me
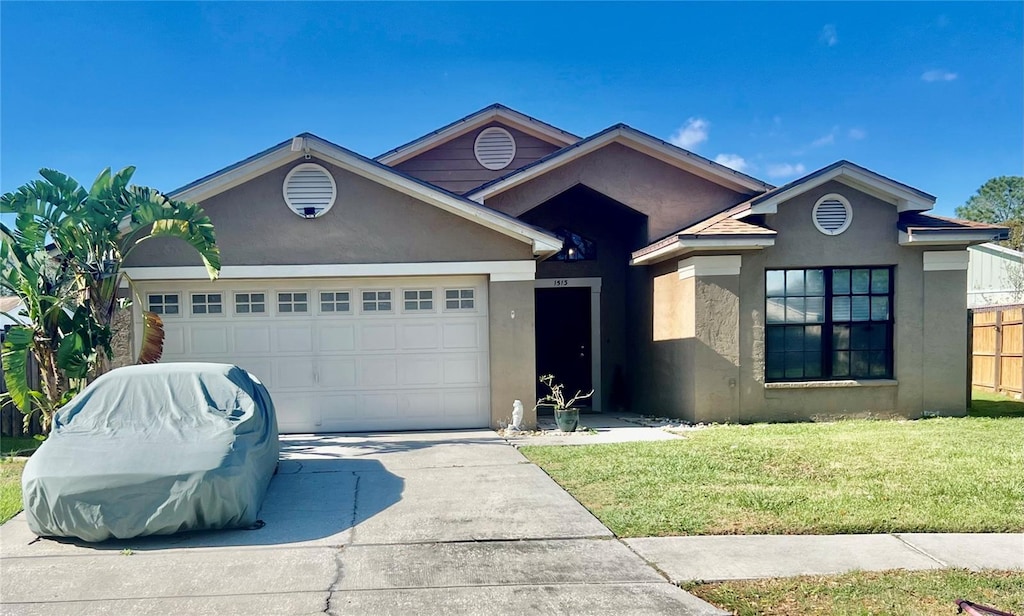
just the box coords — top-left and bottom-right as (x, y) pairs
(126, 157), (532, 269)
(393, 122), (561, 195)
(733, 180), (965, 421)
(483, 143), (752, 242)
(488, 280), (538, 428)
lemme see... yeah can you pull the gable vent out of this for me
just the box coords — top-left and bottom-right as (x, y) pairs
(283, 163), (337, 219)
(474, 127), (517, 170)
(812, 193), (853, 235)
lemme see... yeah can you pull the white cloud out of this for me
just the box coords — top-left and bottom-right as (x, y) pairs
(670, 117), (709, 150)
(714, 154), (749, 172)
(848, 127), (866, 140)
(811, 132), (835, 148)
(820, 24), (838, 46)
(921, 69), (957, 82)
(766, 162), (806, 179)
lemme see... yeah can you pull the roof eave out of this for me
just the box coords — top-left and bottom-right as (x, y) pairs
(899, 228), (1009, 246)
(630, 236), (776, 266)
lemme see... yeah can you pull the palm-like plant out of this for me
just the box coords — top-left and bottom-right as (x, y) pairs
(1, 167), (220, 430)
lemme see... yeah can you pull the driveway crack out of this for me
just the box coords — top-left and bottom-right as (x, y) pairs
(890, 533), (949, 567)
(323, 547), (344, 615)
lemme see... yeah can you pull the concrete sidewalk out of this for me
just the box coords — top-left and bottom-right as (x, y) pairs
(626, 533), (1024, 583)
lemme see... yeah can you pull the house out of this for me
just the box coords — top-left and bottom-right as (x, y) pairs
(967, 242), (1024, 308)
(123, 104), (1008, 432)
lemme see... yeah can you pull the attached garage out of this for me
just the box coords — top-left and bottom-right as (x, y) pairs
(135, 276), (489, 433)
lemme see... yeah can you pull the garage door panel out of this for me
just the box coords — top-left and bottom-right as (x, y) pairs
(361, 324), (397, 351)
(400, 392), (441, 417)
(190, 326), (228, 355)
(320, 358), (357, 388)
(359, 357), (398, 387)
(277, 359), (317, 389)
(163, 326), (186, 356)
(442, 322), (480, 349)
(399, 323), (440, 350)
(144, 274), (490, 433)
(400, 356), (442, 386)
(277, 325), (314, 353)
(320, 324), (356, 352)
(234, 326), (271, 354)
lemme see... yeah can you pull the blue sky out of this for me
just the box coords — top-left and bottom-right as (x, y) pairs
(2, 2), (1021, 217)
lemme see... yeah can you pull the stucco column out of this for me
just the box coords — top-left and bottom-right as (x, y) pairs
(488, 279), (537, 429)
(921, 251), (970, 416)
(682, 256), (742, 423)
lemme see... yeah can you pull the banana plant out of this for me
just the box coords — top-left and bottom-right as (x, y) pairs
(1, 167), (220, 431)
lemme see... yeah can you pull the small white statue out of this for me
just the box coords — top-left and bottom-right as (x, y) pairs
(510, 399), (524, 431)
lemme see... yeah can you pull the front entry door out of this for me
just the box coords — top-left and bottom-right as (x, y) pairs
(535, 286), (593, 407)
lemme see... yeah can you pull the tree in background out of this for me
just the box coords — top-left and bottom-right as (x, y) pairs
(955, 176), (1024, 251)
(1, 167), (220, 431)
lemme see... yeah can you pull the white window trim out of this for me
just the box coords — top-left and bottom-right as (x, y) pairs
(402, 289), (436, 313)
(147, 292), (182, 318)
(276, 290), (311, 316)
(317, 289), (353, 315)
(232, 291), (269, 317)
(360, 289), (395, 314)
(190, 292), (225, 317)
(443, 288), (478, 312)
(812, 193), (853, 236)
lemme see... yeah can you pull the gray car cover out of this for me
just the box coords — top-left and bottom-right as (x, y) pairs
(22, 363), (280, 542)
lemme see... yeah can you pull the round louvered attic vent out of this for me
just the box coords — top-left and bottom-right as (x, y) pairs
(812, 193), (853, 235)
(474, 127), (517, 170)
(283, 163), (337, 219)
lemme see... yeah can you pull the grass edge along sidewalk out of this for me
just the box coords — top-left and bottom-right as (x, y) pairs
(520, 412), (1024, 537)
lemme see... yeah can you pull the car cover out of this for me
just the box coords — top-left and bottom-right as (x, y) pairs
(21, 363), (280, 542)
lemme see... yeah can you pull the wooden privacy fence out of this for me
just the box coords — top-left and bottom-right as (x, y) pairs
(971, 305), (1024, 397)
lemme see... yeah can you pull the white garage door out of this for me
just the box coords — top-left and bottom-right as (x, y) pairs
(137, 276), (490, 433)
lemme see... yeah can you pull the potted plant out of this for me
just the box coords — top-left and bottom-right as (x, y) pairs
(536, 374), (594, 433)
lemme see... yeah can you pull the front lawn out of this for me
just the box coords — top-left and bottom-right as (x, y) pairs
(520, 415), (1024, 536)
(1, 436), (42, 456)
(685, 569), (1024, 616)
(0, 458), (27, 524)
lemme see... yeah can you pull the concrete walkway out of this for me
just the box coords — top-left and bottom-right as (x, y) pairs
(0, 430), (726, 615)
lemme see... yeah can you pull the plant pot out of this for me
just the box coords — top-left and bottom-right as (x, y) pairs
(554, 408), (580, 432)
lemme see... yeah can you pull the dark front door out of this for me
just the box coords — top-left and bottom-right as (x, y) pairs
(535, 286), (593, 407)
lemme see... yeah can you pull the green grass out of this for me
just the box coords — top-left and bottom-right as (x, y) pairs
(685, 569), (1024, 616)
(520, 415), (1024, 536)
(0, 435), (42, 456)
(0, 458), (27, 525)
(970, 390), (1024, 418)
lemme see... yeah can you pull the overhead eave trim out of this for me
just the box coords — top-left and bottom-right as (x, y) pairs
(631, 236), (775, 266)
(899, 229), (1007, 246)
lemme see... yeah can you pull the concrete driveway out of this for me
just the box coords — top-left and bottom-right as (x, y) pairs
(0, 430), (724, 615)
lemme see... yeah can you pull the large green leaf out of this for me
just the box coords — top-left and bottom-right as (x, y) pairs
(1, 326), (35, 413)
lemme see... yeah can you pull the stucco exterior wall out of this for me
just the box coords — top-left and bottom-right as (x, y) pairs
(647, 268), (695, 420)
(488, 280), (538, 429)
(730, 180), (967, 421)
(393, 122), (561, 195)
(692, 275), (741, 423)
(126, 157), (532, 269)
(484, 143), (751, 242)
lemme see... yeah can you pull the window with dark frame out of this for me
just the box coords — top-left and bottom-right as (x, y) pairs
(765, 267), (893, 381)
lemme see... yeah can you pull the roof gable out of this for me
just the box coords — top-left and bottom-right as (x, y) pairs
(168, 133), (562, 257)
(375, 103), (580, 166)
(467, 124), (775, 202)
(736, 160), (936, 218)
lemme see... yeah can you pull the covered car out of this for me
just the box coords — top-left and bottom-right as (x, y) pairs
(22, 363), (279, 542)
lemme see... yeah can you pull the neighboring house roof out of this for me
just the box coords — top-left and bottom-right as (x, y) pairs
(466, 124), (775, 202)
(375, 103), (581, 166)
(0, 296), (30, 327)
(631, 202), (776, 265)
(898, 212), (1008, 245)
(970, 242), (1022, 260)
(734, 160), (936, 217)
(168, 132), (562, 258)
